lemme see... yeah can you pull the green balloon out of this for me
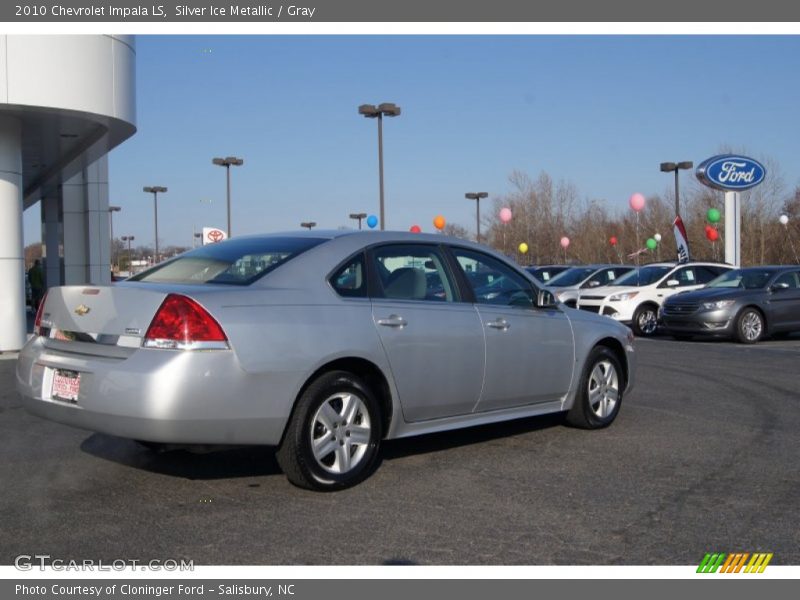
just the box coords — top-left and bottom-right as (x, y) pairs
(707, 208), (721, 223)
(646, 238), (657, 250)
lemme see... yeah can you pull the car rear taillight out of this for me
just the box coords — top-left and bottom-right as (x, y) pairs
(143, 294), (229, 350)
(33, 291), (49, 336)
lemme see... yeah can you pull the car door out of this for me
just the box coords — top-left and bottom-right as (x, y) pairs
(369, 243), (486, 422)
(450, 247), (575, 412)
(767, 270), (800, 330)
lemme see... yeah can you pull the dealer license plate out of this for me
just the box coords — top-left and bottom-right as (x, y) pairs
(52, 369), (80, 403)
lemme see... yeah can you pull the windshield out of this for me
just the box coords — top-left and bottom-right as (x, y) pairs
(707, 269), (774, 290)
(129, 236), (326, 285)
(547, 267), (596, 287)
(527, 266), (568, 282)
(611, 266), (672, 287)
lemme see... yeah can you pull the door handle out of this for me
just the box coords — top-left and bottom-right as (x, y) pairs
(486, 318), (510, 331)
(377, 315), (407, 328)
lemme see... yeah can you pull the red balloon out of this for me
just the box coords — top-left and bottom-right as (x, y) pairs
(706, 227), (719, 241)
(609, 236), (618, 246)
(409, 225), (421, 233)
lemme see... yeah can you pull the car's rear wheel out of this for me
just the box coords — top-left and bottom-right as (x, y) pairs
(632, 304), (659, 337)
(566, 346), (623, 429)
(735, 308), (764, 344)
(277, 370), (381, 491)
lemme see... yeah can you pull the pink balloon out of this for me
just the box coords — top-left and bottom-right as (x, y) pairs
(629, 193), (646, 212)
(560, 236), (570, 249)
(499, 207), (512, 223)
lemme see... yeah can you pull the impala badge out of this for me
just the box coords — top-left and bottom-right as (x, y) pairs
(74, 304), (91, 316)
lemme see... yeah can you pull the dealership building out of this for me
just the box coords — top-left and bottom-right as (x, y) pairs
(0, 35), (136, 351)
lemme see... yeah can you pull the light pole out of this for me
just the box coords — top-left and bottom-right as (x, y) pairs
(300, 221), (317, 230)
(465, 192), (488, 243)
(660, 161), (693, 216)
(349, 212), (368, 230)
(121, 235), (134, 274)
(359, 103), (401, 230)
(212, 156), (244, 238)
(143, 186), (167, 263)
(108, 205), (121, 270)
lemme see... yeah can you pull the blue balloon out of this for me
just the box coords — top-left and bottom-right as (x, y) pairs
(366, 215), (378, 229)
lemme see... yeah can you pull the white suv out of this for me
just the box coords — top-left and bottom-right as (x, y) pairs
(575, 262), (733, 336)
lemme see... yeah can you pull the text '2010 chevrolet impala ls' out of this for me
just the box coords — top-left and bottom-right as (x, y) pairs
(17, 231), (635, 491)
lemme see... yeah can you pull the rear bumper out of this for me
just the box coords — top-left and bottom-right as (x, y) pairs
(15, 337), (299, 446)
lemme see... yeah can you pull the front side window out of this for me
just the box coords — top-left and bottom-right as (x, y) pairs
(773, 271), (800, 289)
(129, 236), (326, 285)
(453, 248), (535, 307)
(371, 245), (458, 302)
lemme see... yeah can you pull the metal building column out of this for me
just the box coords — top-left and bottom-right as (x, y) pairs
(0, 115), (26, 351)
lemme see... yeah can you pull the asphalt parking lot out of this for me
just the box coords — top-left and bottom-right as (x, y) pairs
(1, 334), (798, 566)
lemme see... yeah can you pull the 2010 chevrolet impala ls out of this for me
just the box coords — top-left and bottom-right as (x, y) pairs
(17, 231), (635, 490)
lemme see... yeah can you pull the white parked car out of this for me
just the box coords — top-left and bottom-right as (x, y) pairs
(575, 262), (733, 336)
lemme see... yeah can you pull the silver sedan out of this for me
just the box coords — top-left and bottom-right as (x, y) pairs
(17, 231), (636, 490)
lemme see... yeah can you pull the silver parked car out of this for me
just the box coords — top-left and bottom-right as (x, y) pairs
(17, 231), (636, 490)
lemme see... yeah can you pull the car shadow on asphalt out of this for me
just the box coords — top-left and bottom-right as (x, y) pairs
(80, 433), (282, 480)
(79, 413), (567, 481)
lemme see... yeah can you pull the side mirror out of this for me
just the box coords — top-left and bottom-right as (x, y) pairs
(665, 279), (680, 287)
(771, 282), (790, 292)
(537, 290), (557, 308)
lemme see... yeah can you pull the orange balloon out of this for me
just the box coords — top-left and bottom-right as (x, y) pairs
(433, 215), (446, 230)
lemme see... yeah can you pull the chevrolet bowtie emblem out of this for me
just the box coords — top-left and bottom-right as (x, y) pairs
(74, 304), (91, 316)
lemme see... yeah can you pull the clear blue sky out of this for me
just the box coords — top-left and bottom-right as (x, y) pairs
(24, 35), (800, 247)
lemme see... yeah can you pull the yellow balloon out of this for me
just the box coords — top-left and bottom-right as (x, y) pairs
(518, 242), (529, 254)
(433, 215), (446, 230)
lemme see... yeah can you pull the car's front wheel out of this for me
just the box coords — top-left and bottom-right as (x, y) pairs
(277, 370), (382, 491)
(735, 308), (764, 344)
(566, 346), (624, 429)
(632, 304), (659, 337)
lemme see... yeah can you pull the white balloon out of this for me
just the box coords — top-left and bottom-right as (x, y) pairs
(654, 233), (662, 242)
(779, 214), (789, 225)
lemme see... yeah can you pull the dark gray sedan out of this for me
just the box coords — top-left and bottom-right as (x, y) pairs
(17, 231), (635, 491)
(659, 266), (800, 343)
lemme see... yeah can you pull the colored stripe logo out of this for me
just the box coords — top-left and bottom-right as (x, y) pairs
(697, 552), (773, 573)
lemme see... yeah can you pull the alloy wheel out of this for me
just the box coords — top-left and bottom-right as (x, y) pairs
(587, 359), (620, 419)
(309, 392), (372, 475)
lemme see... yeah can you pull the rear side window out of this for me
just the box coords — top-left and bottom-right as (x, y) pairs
(129, 236), (326, 285)
(330, 253), (367, 298)
(371, 245), (458, 302)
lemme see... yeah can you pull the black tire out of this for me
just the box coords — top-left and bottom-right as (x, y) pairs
(735, 308), (764, 344)
(277, 370), (382, 491)
(631, 304), (659, 337)
(566, 346), (624, 429)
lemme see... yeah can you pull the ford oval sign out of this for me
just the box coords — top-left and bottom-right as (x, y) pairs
(696, 154), (766, 191)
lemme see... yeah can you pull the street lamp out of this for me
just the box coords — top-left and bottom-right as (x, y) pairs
(143, 186), (167, 263)
(465, 192), (488, 243)
(660, 161), (693, 216)
(349, 212), (368, 230)
(359, 102), (401, 230)
(212, 156), (244, 238)
(300, 221), (317, 230)
(108, 206), (121, 269)
(121, 235), (135, 274)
